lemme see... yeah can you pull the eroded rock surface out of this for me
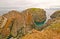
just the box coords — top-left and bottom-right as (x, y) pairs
(22, 20), (60, 39)
(22, 8), (46, 31)
(51, 10), (60, 19)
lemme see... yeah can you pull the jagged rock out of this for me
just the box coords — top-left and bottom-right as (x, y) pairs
(8, 8), (46, 39)
(44, 19), (60, 32)
(50, 10), (60, 19)
(21, 11), (34, 35)
(22, 8), (46, 31)
(0, 16), (13, 39)
(41, 20), (60, 39)
(48, 10), (60, 28)
(0, 16), (7, 29)
(3, 10), (35, 39)
(22, 8), (46, 23)
(3, 10), (24, 38)
(21, 20), (60, 39)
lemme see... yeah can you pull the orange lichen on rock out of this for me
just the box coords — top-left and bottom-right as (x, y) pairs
(21, 29), (43, 39)
(22, 29), (60, 39)
(23, 13), (33, 25)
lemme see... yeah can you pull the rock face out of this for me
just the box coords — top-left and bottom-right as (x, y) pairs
(22, 8), (46, 23)
(22, 11), (34, 35)
(22, 8), (46, 31)
(1, 8), (60, 39)
(22, 20), (60, 39)
(50, 10), (60, 19)
(44, 10), (60, 29)
(41, 10), (60, 31)
(2, 10), (34, 39)
(0, 16), (7, 29)
(41, 20), (60, 39)
(41, 17), (60, 30)
(3, 10), (24, 38)
(0, 16), (13, 39)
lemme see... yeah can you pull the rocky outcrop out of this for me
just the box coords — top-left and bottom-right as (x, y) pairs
(21, 20), (60, 39)
(22, 8), (46, 31)
(3, 10), (24, 38)
(1, 8), (60, 39)
(50, 10), (60, 19)
(0, 16), (13, 39)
